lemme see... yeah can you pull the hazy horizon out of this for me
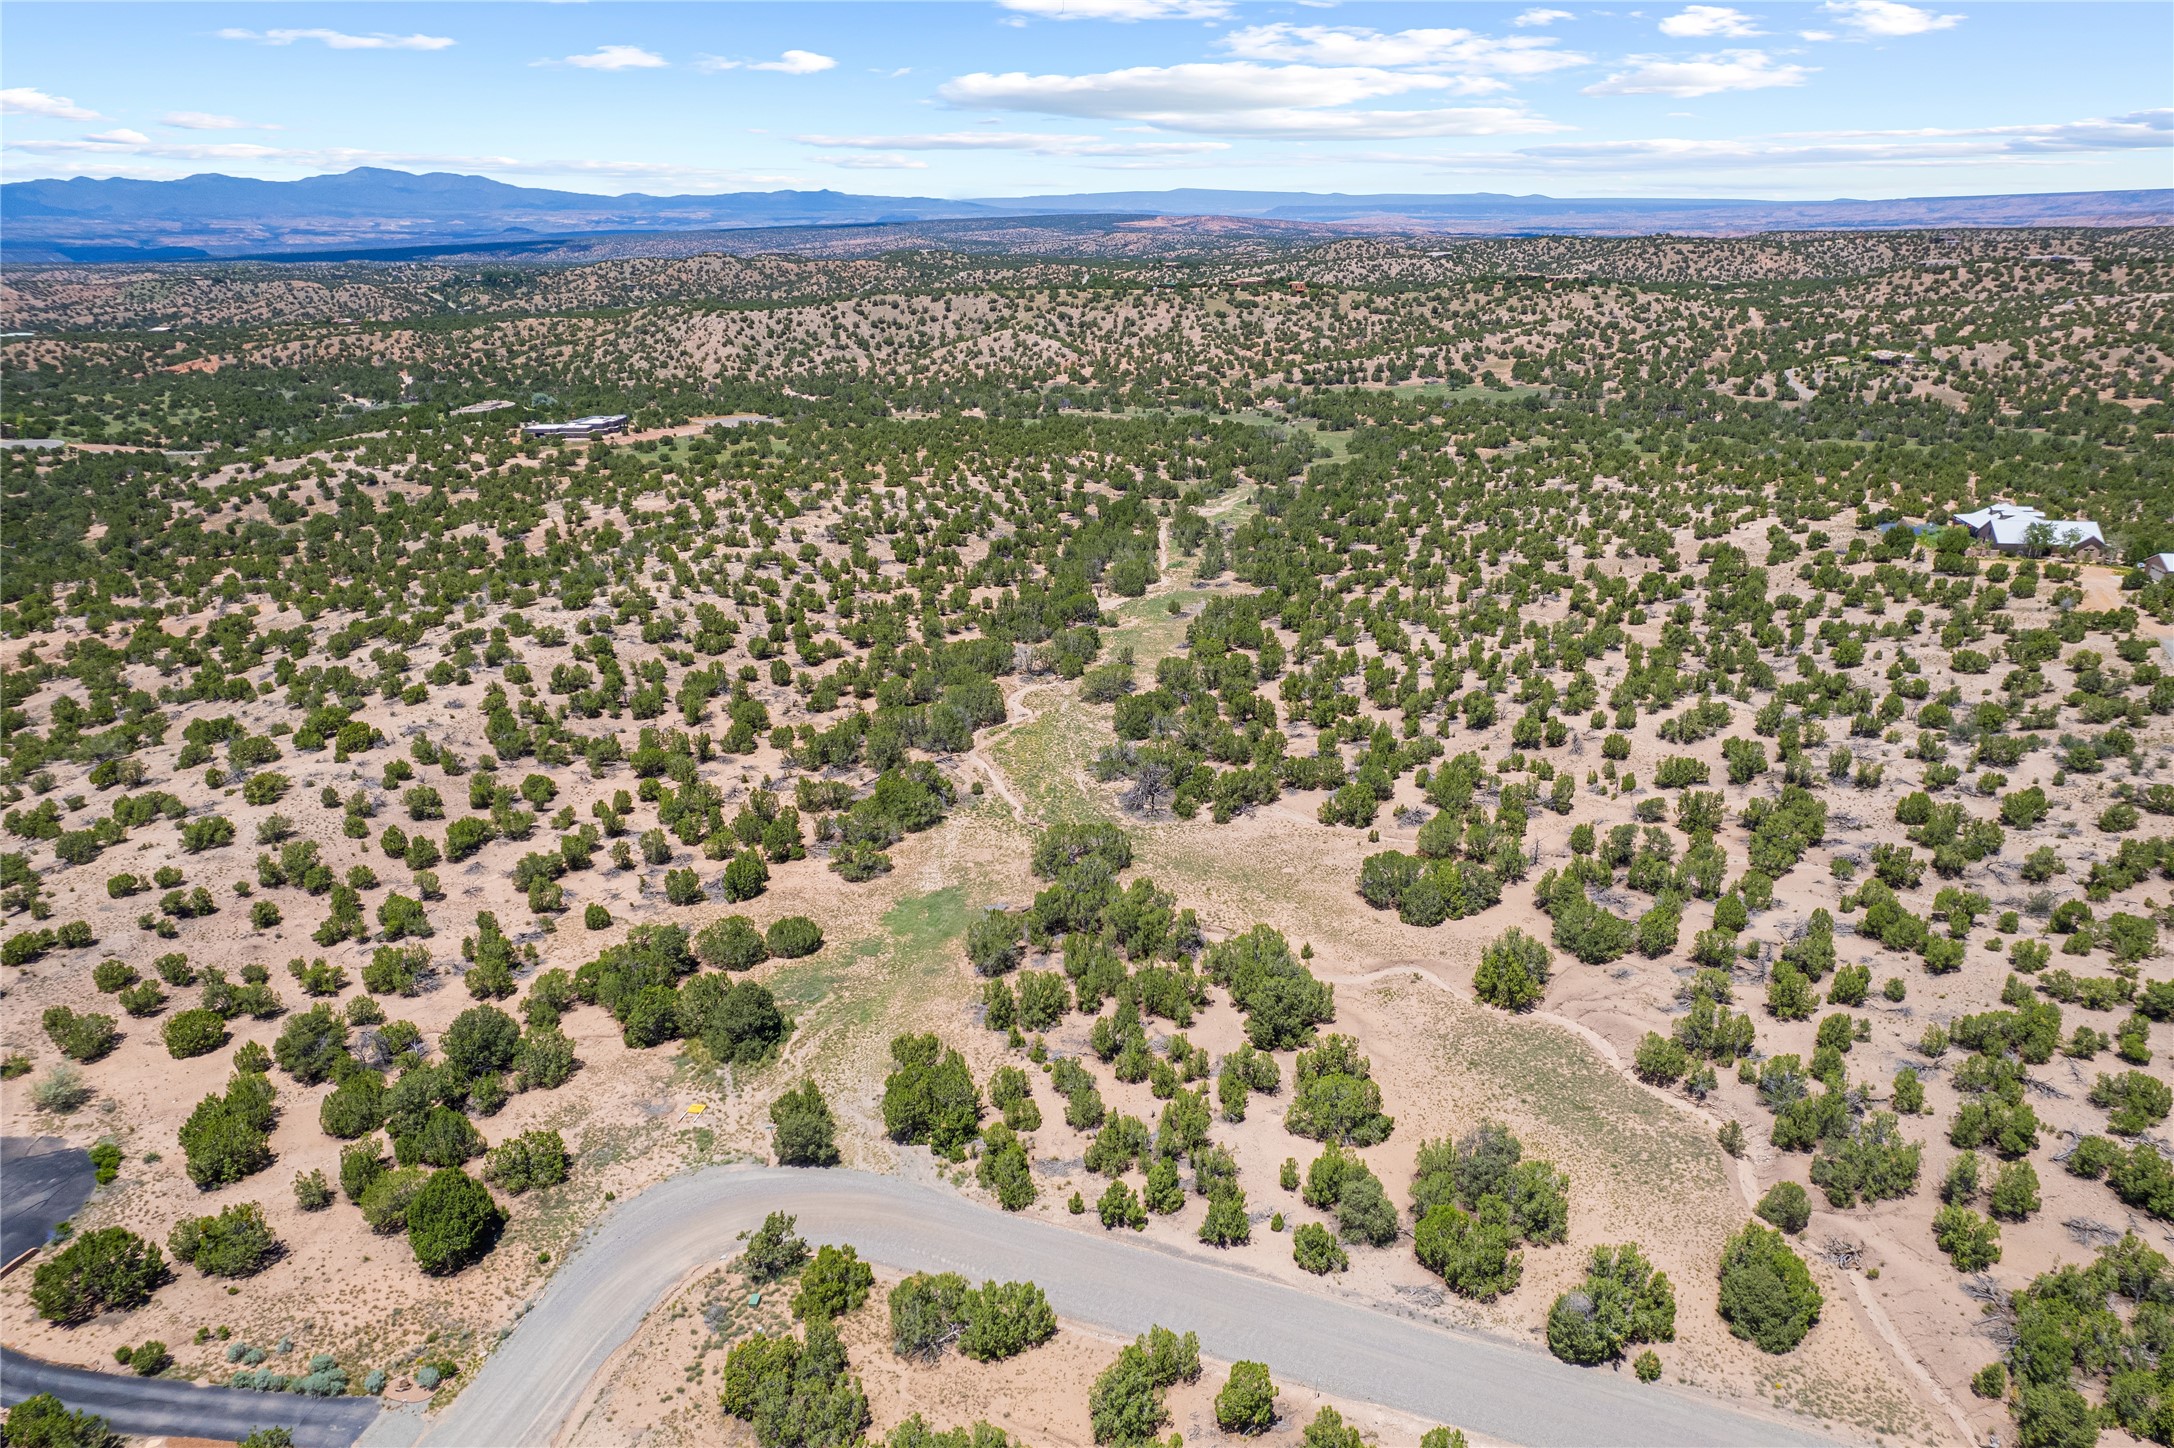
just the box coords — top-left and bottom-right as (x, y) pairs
(2, 1), (2168, 203)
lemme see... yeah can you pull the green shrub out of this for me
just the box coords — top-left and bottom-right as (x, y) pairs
(0, 1392), (116, 1448)
(1546, 1244), (1677, 1366)
(722, 849), (769, 902)
(1414, 1203), (1522, 1301)
(1293, 1222), (1348, 1275)
(965, 909), (1025, 976)
(167, 1202), (279, 1277)
(695, 915), (769, 971)
(888, 1271), (967, 1361)
(881, 1033), (982, 1158)
(482, 1130), (570, 1194)
(1284, 1034), (1392, 1146)
(976, 1125), (1036, 1211)
(1932, 1204), (2003, 1271)
(794, 1243), (874, 1320)
(41, 1006), (118, 1064)
(293, 1169), (335, 1211)
(162, 1009), (228, 1059)
(720, 1317), (868, 1448)
(765, 915), (824, 959)
(1088, 1326), (1199, 1445)
(360, 1164), (427, 1233)
(771, 1080), (841, 1166)
(30, 1228), (164, 1324)
(1473, 927), (1550, 1011)
(958, 1279), (1056, 1362)
(1716, 1223), (1822, 1353)
(178, 1072), (277, 1188)
(1215, 1361), (1278, 1435)
(406, 1168), (505, 1274)
(742, 1211), (809, 1281)
(1754, 1181), (1812, 1234)
(272, 1004), (350, 1085)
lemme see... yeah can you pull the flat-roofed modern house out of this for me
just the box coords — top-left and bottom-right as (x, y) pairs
(1952, 502), (2109, 559)
(521, 414), (629, 440)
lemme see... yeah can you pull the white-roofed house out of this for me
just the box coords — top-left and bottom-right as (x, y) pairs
(2144, 553), (2174, 583)
(1984, 515), (2108, 559)
(1953, 502), (2045, 539)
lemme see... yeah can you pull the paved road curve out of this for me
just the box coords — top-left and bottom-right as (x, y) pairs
(0, 1346), (381, 1448)
(1, 1137), (95, 1265)
(417, 1167), (1835, 1448)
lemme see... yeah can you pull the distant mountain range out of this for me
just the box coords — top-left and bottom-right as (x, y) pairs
(3, 167), (2168, 263)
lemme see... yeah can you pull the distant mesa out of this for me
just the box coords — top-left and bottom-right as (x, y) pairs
(1, 167), (2168, 263)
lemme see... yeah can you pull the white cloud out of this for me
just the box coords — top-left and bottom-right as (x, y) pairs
(218, 28), (454, 51)
(940, 61), (1566, 136)
(1514, 9), (1575, 25)
(86, 128), (150, 145)
(799, 130), (1228, 156)
(830, 154), (930, 169)
(0, 87), (99, 120)
(997, 0), (1232, 20)
(556, 45), (669, 70)
(1396, 108), (2172, 174)
(947, 62), (1442, 115)
(1821, 0), (1962, 34)
(1584, 49), (1810, 96)
(755, 49), (837, 74)
(1659, 6), (1763, 37)
(698, 49), (838, 75)
(1218, 23), (1587, 79)
(163, 111), (274, 131)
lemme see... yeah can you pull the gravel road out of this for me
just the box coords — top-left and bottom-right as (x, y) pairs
(408, 1166), (1835, 1448)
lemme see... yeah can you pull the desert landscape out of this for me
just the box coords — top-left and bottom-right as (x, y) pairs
(2, 216), (2172, 1448)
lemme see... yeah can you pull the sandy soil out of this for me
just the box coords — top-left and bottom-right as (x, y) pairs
(565, 1261), (1460, 1448)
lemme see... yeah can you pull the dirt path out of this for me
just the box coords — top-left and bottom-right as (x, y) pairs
(965, 676), (1053, 826)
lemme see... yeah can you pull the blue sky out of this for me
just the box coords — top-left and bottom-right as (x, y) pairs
(2, 1), (2168, 199)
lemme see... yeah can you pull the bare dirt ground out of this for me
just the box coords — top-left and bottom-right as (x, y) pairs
(566, 1261), (1459, 1448)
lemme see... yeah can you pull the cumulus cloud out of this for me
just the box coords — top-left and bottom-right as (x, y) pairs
(1514, 9), (1576, 25)
(555, 45), (669, 70)
(218, 28), (454, 51)
(799, 130), (1228, 156)
(163, 111), (273, 131)
(1584, 49), (1810, 96)
(997, 0), (1232, 20)
(1659, 6), (1763, 37)
(1821, 0), (1963, 34)
(940, 61), (1566, 136)
(700, 49), (837, 74)
(0, 87), (99, 120)
(1218, 23), (1587, 80)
